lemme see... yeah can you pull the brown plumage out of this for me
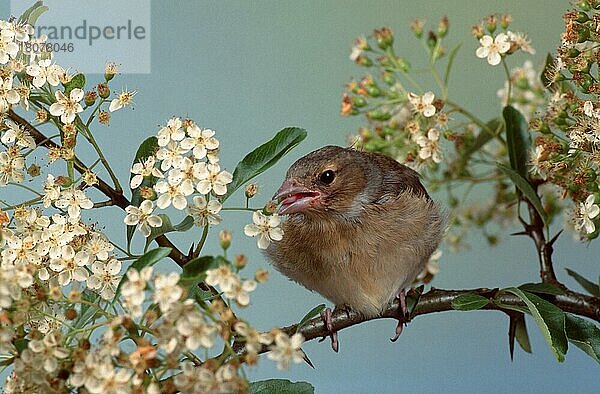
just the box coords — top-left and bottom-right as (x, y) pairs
(266, 145), (445, 318)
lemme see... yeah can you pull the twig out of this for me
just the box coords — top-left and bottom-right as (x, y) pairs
(232, 286), (600, 357)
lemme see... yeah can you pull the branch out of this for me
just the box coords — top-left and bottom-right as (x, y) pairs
(233, 286), (600, 356)
(521, 182), (557, 283)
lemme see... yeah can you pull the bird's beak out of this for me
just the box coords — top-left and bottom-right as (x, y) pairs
(273, 179), (321, 215)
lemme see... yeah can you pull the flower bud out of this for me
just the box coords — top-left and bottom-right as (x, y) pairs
(426, 31), (437, 49)
(235, 254), (247, 269)
(357, 55), (373, 67)
(263, 201), (277, 215)
(500, 14), (512, 29)
(219, 230), (232, 250)
(578, 0), (591, 10)
(97, 83), (110, 99)
(245, 183), (258, 198)
(255, 268), (269, 283)
(410, 19), (424, 38)
(471, 24), (484, 39)
(577, 26), (590, 43)
(363, 85), (379, 97)
(352, 96), (367, 107)
(373, 27), (393, 49)
(382, 71), (396, 85)
(437, 16), (449, 38)
(367, 110), (391, 121)
(84, 90), (97, 106)
(65, 308), (78, 320)
(485, 15), (497, 33)
(104, 62), (118, 81)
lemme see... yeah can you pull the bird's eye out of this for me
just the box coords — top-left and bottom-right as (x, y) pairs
(319, 170), (335, 185)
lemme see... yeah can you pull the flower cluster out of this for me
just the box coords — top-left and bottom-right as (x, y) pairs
(124, 117), (231, 237)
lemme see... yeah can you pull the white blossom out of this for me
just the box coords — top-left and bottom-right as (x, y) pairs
(124, 200), (163, 237)
(188, 195), (222, 227)
(180, 125), (219, 159)
(244, 211), (284, 249)
(153, 272), (183, 313)
(267, 331), (305, 370)
(54, 188), (94, 220)
(476, 33), (510, 66)
(577, 194), (600, 234)
(408, 91), (436, 117)
(87, 258), (122, 300)
(194, 162), (232, 196)
(49, 88), (84, 124)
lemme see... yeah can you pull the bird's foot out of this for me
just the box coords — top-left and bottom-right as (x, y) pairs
(390, 289), (410, 342)
(320, 307), (339, 352)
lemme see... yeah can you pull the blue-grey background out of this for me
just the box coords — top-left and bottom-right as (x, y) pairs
(2, 1), (600, 393)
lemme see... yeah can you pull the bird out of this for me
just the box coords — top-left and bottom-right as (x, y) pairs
(265, 145), (445, 351)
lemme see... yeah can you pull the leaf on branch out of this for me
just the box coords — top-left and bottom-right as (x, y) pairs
(249, 379), (314, 394)
(496, 163), (548, 226)
(17, 1), (48, 26)
(222, 127), (307, 202)
(444, 43), (462, 86)
(503, 105), (531, 180)
(179, 255), (218, 287)
(63, 74), (86, 95)
(504, 287), (567, 362)
(565, 313), (600, 364)
(143, 214), (194, 251)
(519, 282), (565, 296)
(509, 312), (532, 361)
(127, 136), (159, 247)
(565, 268), (600, 297)
(450, 293), (489, 311)
(296, 304), (326, 333)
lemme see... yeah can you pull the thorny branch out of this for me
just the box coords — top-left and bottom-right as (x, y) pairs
(233, 286), (600, 357)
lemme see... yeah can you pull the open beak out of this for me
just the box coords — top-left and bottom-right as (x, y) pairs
(273, 179), (321, 215)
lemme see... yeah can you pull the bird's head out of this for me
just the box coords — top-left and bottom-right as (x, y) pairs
(273, 146), (372, 217)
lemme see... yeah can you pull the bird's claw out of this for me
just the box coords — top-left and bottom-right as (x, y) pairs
(321, 307), (339, 353)
(390, 289), (409, 342)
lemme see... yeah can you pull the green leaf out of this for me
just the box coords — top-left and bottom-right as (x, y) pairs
(180, 255), (217, 286)
(63, 74), (86, 95)
(505, 287), (567, 362)
(296, 304), (326, 333)
(17, 1), (48, 26)
(444, 43), (462, 86)
(519, 282), (565, 296)
(222, 127), (307, 202)
(565, 313), (600, 364)
(450, 293), (489, 311)
(514, 313), (532, 354)
(127, 136), (159, 246)
(14, 338), (28, 355)
(249, 379), (314, 394)
(143, 214), (194, 251)
(565, 268), (600, 297)
(113, 247), (171, 299)
(503, 105), (531, 179)
(497, 163), (548, 226)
